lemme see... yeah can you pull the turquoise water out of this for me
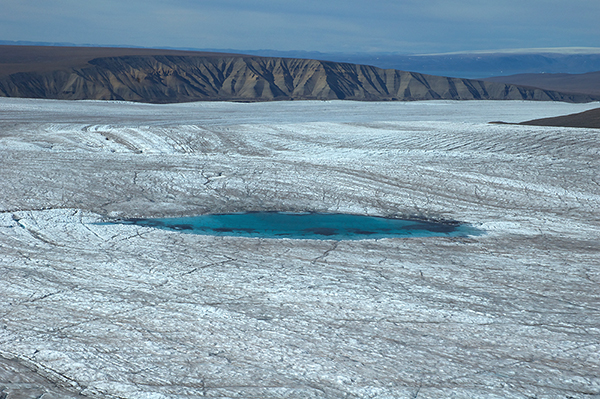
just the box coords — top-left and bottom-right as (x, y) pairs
(110, 212), (483, 240)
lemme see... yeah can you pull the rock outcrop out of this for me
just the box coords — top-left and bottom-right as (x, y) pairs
(519, 107), (600, 128)
(484, 71), (600, 97)
(0, 47), (598, 103)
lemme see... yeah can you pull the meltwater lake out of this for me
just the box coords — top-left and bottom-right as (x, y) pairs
(113, 212), (483, 240)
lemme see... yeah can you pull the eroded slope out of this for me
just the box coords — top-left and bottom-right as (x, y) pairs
(1, 47), (598, 103)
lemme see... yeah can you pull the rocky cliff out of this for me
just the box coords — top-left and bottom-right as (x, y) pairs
(0, 49), (597, 103)
(519, 107), (600, 128)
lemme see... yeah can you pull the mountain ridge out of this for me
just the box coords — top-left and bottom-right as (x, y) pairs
(0, 46), (598, 103)
(483, 71), (600, 96)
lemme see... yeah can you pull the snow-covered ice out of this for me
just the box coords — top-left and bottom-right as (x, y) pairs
(1, 98), (599, 398)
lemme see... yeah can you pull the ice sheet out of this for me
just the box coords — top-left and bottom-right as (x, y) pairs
(1, 99), (599, 398)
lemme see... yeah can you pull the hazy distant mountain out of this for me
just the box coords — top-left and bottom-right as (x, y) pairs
(483, 71), (600, 96)
(0, 45), (597, 104)
(201, 48), (600, 79)
(3, 41), (600, 78)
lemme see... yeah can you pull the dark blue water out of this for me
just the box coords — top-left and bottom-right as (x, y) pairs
(110, 212), (482, 240)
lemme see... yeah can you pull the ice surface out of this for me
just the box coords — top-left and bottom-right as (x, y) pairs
(1, 98), (599, 398)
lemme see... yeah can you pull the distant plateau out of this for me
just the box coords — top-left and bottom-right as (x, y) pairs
(1, 45), (599, 104)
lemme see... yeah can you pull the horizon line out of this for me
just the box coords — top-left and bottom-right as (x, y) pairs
(2, 40), (600, 57)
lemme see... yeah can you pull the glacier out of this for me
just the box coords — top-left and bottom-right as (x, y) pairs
(1, 98), (599, 398)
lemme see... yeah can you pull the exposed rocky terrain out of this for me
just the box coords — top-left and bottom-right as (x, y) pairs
(519, 106), (600, 128)
(231, 49), (600, 79)
(1, 45), (598, 103)
(484, 71), (600, 96)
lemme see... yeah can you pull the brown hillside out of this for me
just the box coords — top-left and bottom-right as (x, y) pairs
(0, 45), (243, 75)
(484, 71), (600, 96)
(519, 107), (600, 128)
(0, 45), (598, 103)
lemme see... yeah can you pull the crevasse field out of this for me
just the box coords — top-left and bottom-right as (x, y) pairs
(1, 98), (599, 399)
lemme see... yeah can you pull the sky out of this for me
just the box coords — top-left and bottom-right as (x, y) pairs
(1, 0), (599, 54)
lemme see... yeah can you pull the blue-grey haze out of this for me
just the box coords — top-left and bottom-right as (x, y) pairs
(1, 0), (599, 54)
